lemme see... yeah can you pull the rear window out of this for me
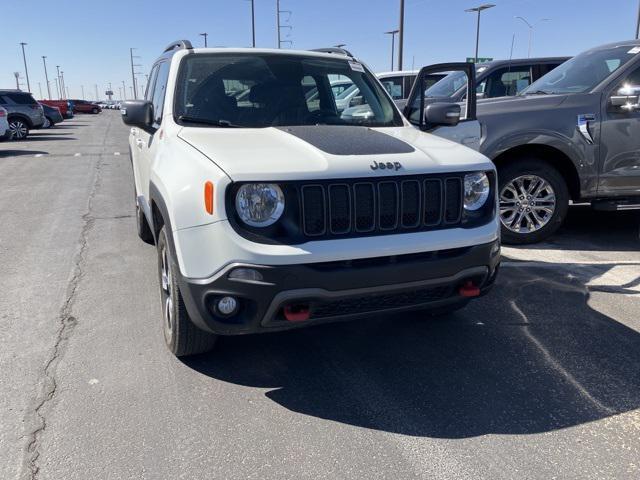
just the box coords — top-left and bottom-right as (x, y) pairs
(5, 93), (37, 105)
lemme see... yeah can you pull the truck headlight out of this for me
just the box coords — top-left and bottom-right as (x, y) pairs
(235, 183), (285, 227)
(464, 172), (490, 211)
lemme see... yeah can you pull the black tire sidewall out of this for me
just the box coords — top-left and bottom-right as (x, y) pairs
(498, 159), (569, 245)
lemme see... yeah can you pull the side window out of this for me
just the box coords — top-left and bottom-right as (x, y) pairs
(8, 93), (35, 105)
(151, 62), (170, 125)
(302, 76), (320, 112)
(484, 67), (532, 98)
(380, 76), (404, 99)
(145, 65), (159, 101)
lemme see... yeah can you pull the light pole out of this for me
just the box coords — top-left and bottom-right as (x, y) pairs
(38, 82), (43, 98)
(60, 71), (67, 99)
(42, 56), (52, 99)
(515, 16), (550, 58)
(250, 0), (256, 47)
(95, 84), (99, 101)
(56, 65), (62, 99)
(13, 72), (20, 90)
(398, 0), (405, 70)
(55, 78), (60, 99)
(636, 0), (640, 39)
(122, 80), (126, 100)
(385, 30), (399, 71)
(81, 85), (85, 100)
(200, 32), (208, 47)
(19, 43), (31, 92)
(465, 4), (495, 64)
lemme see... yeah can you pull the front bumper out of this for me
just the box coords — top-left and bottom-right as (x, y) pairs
(178, 240), (500, 335)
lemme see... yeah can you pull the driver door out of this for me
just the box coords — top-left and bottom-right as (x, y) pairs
(404, 63), (481, 151)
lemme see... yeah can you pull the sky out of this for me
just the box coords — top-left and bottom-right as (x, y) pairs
(1, 0), (638, 100)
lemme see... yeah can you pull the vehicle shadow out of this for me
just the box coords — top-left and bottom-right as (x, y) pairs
(514, 204), (640, 252)
(20, 136), (75, 142)
(0, 149), (48, 158)
(181, 260), (640, 438)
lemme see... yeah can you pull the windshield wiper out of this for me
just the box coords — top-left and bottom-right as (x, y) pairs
(178, 115), (240, 128)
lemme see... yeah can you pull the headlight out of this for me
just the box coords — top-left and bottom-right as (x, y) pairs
(464, 172), (490, 211)
(235, 183), (285, 227)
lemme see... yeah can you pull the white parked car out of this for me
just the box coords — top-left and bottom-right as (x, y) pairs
(0, 106), (10, 140)
(121, 41), (500, 356)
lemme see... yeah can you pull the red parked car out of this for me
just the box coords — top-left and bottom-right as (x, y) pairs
(39, 99), (73, 119)
(71, 100), (101, 114)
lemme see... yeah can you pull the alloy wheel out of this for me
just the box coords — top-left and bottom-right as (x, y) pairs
(160, 245), (174, 339)
(499, 175), (556, 234)
(9, 120), (27, 139)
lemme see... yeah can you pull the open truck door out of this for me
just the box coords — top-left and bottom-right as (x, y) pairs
(404, 63), (481, 151)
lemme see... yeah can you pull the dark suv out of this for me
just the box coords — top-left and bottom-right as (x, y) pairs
(408, 42), (640, 244)
(0, 90), (45, 140)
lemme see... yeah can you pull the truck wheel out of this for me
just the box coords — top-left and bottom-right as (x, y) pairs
(498, 159), (569, 245)
(157, 226), (218, 357)
(136, 201), (154, 244)
(9, 118), (29, 140)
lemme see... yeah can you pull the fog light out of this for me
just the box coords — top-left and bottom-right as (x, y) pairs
(217, 296), (238, 316)
(228, 267), (263, 282)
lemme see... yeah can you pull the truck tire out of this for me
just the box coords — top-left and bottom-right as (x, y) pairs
(498, 159), (569, 245)
(157, 226), (218, 357)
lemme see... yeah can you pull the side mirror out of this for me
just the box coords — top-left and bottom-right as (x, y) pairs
(121, 100), (154, 130)
(423, 103), (461, 128)
(610, 85), (640, 112)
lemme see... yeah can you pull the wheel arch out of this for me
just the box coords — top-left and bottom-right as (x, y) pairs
(492, 144), (581, 201)
(7, 113), (33, 128)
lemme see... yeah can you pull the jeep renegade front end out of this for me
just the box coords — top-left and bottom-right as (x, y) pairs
(122, 40), (500, 356)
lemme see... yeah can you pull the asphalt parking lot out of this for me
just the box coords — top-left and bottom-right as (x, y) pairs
(1, 112), (639, 480)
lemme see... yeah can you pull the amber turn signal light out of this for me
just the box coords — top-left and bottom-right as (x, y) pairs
(204, 181), (214, 214)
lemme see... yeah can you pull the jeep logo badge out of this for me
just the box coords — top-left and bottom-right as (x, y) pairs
(370, 160), (402, 171)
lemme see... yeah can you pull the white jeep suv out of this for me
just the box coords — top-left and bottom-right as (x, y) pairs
(122, 40), (500, 357)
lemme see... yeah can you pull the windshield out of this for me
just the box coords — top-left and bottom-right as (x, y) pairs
(523, 44), (639, 94)
(174, 53), (402, 128)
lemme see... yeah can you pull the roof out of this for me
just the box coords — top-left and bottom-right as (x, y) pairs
(376, 70), (419, 77)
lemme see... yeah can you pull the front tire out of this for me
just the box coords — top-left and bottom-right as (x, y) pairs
(498, 159), (569, 245)
(157, 227), (218, 357)
(43, 117), (52, 128)
(8, 118), (29, 140)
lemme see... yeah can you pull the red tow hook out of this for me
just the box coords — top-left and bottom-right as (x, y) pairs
(283, 304), (311, 322)
(459, 281), (481, 298)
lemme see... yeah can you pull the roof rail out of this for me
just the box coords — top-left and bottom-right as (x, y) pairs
(310, 47), (354, 58)
(163, 40), (193, 54)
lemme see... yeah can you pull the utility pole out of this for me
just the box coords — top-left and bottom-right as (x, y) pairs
(14, 72), (20, 90)
(276, 0), (292, 48)
(43, 56), (52, 99)
(95, 84), (99, 101)
(122, 80), (126, 100)
(55, 78), (60, 99)
(81, 85), (85, 100)
(515, 16), (549, 58)
(38, 82), (43, 99)
(200, 32), (208, 47)
(466, 4), (495, 64)
(385, 30), (399, 71)
(398, 0), (405, 71)
(130, 48), (142, 99)
(19, 43), (31, 92)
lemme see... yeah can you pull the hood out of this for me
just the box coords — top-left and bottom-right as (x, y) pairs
(177, 125), (493, 182)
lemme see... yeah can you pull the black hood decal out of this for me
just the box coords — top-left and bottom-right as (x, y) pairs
(277, 125), (415, 156)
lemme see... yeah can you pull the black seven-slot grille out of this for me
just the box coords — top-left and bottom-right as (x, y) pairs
(300, 175), (464, 238)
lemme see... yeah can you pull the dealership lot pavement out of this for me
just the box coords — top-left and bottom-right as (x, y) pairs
(1, 112), (639, 480)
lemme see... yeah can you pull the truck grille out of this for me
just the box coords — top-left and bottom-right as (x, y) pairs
(300, 176), (464, 238)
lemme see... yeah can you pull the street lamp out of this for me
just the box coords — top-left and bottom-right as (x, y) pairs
(515, 16), (550, 58)
(200, 32), (208, 47)
(385, 30), (399, 71)
(246, 0), (256, 47)
(465, 4), (495, 64)
(42, 56), (52, 99)
(20, 43), (31, 92)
